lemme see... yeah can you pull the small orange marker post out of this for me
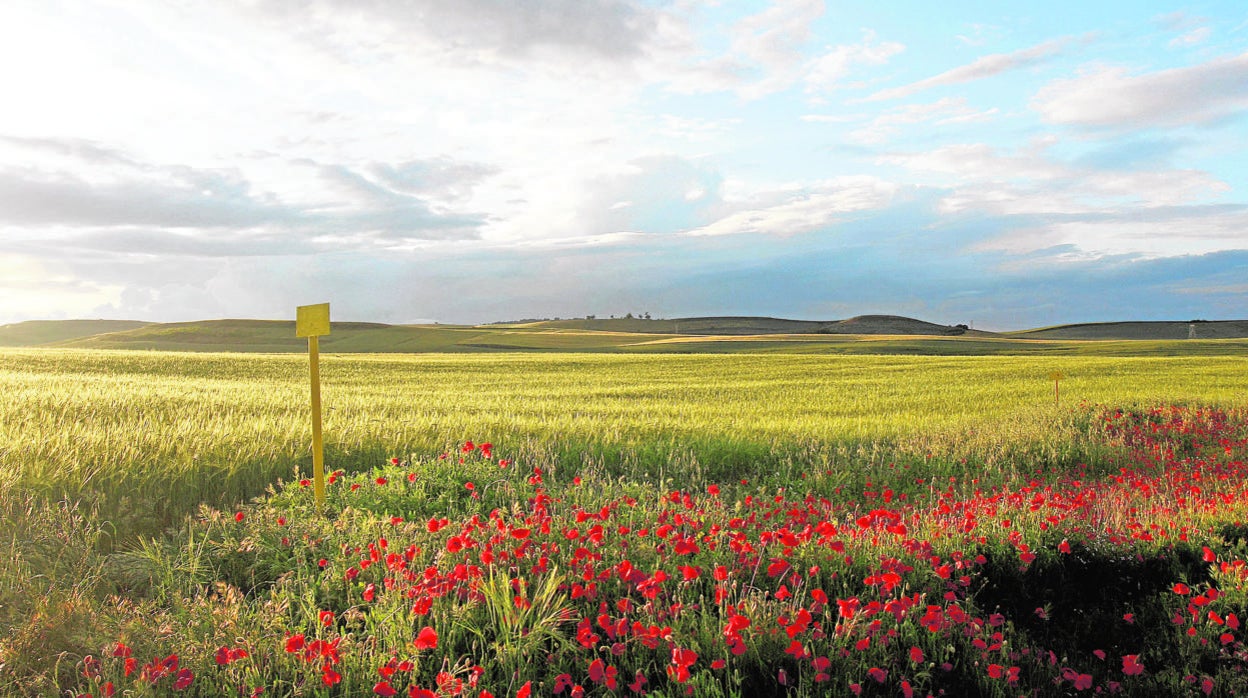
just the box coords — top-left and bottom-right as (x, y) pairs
(297, 303), (331, 511)
(1049, 371), (1064, 406)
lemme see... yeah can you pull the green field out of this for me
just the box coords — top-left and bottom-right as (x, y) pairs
(4, 349), (1248, 531)
(4, 348), (1248, 695)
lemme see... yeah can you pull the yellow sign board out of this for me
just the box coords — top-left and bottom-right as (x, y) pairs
(296, 303), (331, 337)
(297, 302), (329, 511)
(1049, 372), (1064, 382)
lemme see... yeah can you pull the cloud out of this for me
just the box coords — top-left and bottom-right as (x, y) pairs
(1170, 27), (1211, 48)
(803, 29), (905, 95)
(250, 0), (662, 64)
(0, 253), (124, 322)
(883, 141), (1228, 208)
(880, 140), (1240, 260)
(368, 159), (500, 202)
(975, 205), (1248, 260)
(1033, 52), (1248, 128)
(685, 176), (897, 237)
(656, 3), (904, 100)
(849, 97), (998, 144)
(0, 138), (494, 246)
(1155, 10), (1211, 47)
(656, 0), (826, 98)
(575, 155), (724, 236)
(865, 37), (1077, 102)
(0, 165), (292, 229)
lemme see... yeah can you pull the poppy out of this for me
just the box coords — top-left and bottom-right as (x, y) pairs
(414, 626), (438, 650)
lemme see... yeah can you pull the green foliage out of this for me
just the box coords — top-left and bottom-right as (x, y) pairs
(3, 349), (1248, 694)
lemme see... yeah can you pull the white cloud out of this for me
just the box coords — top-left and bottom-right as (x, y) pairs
(654, 4), (904, 101)
(865, 36), (1077, 102)
(244, 0), (663, 66)
(803, 29), (905, 95)
(685, 176), (896, 236)
(0, 137), (495, 249)
(1033, 52), (1248, 128)
(799, 113), (862, 123)
(0, 252), (124, 321)
(656, 0), (827, 98)
(889, 141), (1229, 211)
(1170, 27), (1211, 48)
(849, 97), (998, 144)
(880, 142), (1067, 182)
(976, 207), (1248, 259)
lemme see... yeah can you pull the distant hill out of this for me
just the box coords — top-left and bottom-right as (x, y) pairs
(511, 314), (990, 336)
(1008, 320), (1248, 340)
(51, 319), (669, 353)
(0, 319), (152, 346)
(819, 315), (996, 336)
(3, 315), (1246, 356)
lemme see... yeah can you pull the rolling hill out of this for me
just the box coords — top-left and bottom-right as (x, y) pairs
(502, 314), (994, 336)
(0, 319), (152, 346)
(2, 315), (1245, 355)
(1008, 320), (1248, 340)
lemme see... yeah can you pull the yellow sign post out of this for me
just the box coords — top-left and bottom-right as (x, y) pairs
(297, 303), (330, 511)
(1049, 371), (1064, 406)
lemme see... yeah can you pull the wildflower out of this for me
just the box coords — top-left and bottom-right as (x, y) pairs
(1122, 655), (1144, 676)
(414, 626), (438, 650)
(321, 665), (341, 686)
(214, 646), (248, 666)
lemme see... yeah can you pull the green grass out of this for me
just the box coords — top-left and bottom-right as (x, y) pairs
(4, 348), (1248, 694)
(3, 348), (1248, 539)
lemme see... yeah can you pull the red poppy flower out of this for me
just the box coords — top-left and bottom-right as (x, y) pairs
(1123, 655), (1144, 676)
(414, 626), (438, 650)
(321, 666), (341, 686)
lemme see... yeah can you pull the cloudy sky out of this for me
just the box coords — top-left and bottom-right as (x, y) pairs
(1, 0), (1246, 329)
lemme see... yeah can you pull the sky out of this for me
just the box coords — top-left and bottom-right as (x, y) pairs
(1, 1), (1247, 330)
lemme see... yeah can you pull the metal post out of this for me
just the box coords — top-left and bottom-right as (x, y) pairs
(309, 334), (325, 510)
